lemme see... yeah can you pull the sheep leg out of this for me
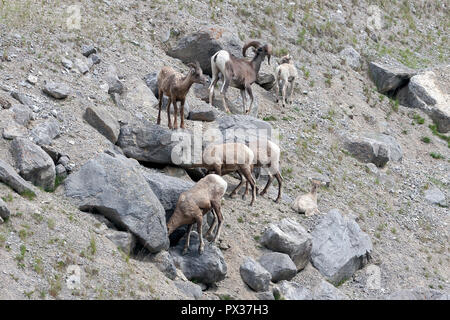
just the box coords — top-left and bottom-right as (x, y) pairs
(240, 89), (246, 115)
(274, 78), (280, 103)
(221, 78), (231, 113)
(209, 75), (219, 107)
(240, 167), (257, 206)
(274, 172), (283, 203)
(180, 98), (186, 129)
(282, 80), (288, 107)
(245, 85), (254, 114)
(211, 200), (224, 243)
(260, 174), (274, 197)
(182, 224), (194, 255)
(205, 210), (217, 239)
(195, 216), (204, 255)
(166, 97), (173, 129)
(157, 90), (163, 125)
(172, 100), (179, 130)
(288, 80), (295, 104)
(229, 171), (243, 198)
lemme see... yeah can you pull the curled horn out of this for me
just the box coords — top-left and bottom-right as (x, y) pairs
(242, 40), (262, 57)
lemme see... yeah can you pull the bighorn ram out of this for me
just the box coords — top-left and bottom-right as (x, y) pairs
(167, 174), (227, 255)
(209, 40), (272, 114)
(274, 54), (297, 107)
(157, 61), (206, 129)
(292, 179), (321, 216)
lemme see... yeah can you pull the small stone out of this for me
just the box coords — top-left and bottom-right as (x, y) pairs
(27, 75), (38, 85)
(81, 44), (97, 57)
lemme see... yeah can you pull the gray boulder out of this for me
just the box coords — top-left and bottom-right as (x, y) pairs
(311, 209), (372, 286)
(0, 198), (10, 220)
(81, 44), (96, 57)
(83, 105), (120, 144)
(424, 187), (446, 206)
(188, 106), (218, 122)
(170, 231), (227, 284)
(43, 82), (71, 99)
(167, 27), (242, 76)
(0, 95), (12, 109)
(343, 132), (402, 167)
(369, 58), (416, 95)
(10, 138), (56, 191)
(256, 291), (275, 300)
(387, 288), (449, 300)
(403, 66), (450, 133)
(30, 119), (60, 146)
(105, 230), (136, 255)
(174, 280), (203, 300)
(11, 91), (33, 106)
(256, 73), (276, 90)
(216, 114), (273, 144)
(0, 159), (35, 195)
(273, 280), (312, 300)
(312, 280), (349, 300)
(261, 218), (312, 271)
(239, 257), (272, 292)
(65, 152), (169, 253)
(340, 46), (361, 70)
(117, 120), (192, 165)
(75, 58), (89, 74)
(150, 250), (178, 280)
(2, 124), (28, 140)
(258, 252), (297, 283)
(11, 104), (32, 126)
(55, 164), (67, 179)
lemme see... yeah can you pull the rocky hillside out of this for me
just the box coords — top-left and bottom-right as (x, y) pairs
(0, 0), (448, 300)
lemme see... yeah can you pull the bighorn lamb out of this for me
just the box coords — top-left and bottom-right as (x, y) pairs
(157, 61), (206, 129)
(292, 179), (321, 216)
(209, 40), (272, 114)
(239, 139), (283, 203)
(274, 54), (297, 107)
(166, 174), (227, 255)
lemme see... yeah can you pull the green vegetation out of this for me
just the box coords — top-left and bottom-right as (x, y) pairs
(429, 124), (450, 148)
(421, 137), (431, 144)
(430, 152), (444, 160)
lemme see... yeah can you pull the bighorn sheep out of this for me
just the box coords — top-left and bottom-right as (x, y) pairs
(209, 40), (272, 114)
(157, 61), (207, 129)
(167, 174), (227, 255)
(292, 179), (321, 216)
(239, 139), (283, 203)
(184, 142), (258, 206)
(274, 54), (297, 108)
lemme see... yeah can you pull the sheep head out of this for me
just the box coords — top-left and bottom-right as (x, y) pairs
(243, 41), (272, 65)
(187, 61), (207, 85)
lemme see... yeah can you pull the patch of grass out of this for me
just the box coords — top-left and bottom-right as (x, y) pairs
(20, 189), (36, 200)
(429, 124), (450, 148)
(237, 216), (244, 223)
(33, 258), (44, 274)
(47, 218), (55, 230)
(2, 194), (13, 202)
(430, 152), (444, 160)
(421, 137), (431, 143)
(219, 294), (234, 300)
(263, 115), (277, 121)
(413, 114), (425, 124)
(48, 275), (62, 298)
(89, 235), (97, 256)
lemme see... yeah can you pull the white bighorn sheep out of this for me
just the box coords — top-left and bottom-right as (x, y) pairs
(157, 61), (207, 130)
(292, 179), (322, 216)
(184, 142), (258, 206)
(209, 40), (272, 114)
(166, 174), (227, 255)
(235, 139), (283, 203)
(274, 54), (297, 108)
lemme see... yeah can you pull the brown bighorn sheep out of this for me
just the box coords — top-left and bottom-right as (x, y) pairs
(274, 54), (297, 108)
(209, 40), (272, 114)
(184, 142), (258, 206)
(157, 61), (207, 129)
(292, 179), (321, 216)
(166, 174), (227, 255)
(239, 139), (283, 203)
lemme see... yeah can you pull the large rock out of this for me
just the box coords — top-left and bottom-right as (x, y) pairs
(311, 209), (372, 286)
(174, 280), (203, 300)
(170, 231), (227, 284)
(11, 104), (32, 126)
(258, 252), (297, 283)
(2, 124), (28, 140)
(312, 280), (349, 300)
(261, 218), (312, 271)
(0, 198), (10, 220)
(369, 58), (416, 95)
(256, 73), (276, 90)
(340, 46), (361, 70)
(216, 114), (274, 144)
(0, 159), (35, 195)
(105, 230), (136, 255)
(387, 288), (449, 300)
(273, 280), (312, 300)
(29, 119), (60, 146)
(65, 152), (169, 253)
(167, 26), (242, 76)
(150, 250), (178, 280)
(239, 257), (272, 292)
(83, 105), (120, 143)
(11, 91), (33, 106)
(10, 138), (56, 191)
(43, 82), (71, 99)
(424, 187), (446, 206)
(188, 105), (218, 122)
(403, 66), (450, 133)
(343, 132), (402, 167)
(0, 95), (12, 109)
(125, 77), (158, 110)
(143, 171), (194, 243)
(117, 120), (192, 165)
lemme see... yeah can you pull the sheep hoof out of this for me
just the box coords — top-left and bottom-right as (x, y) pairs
(182, 248), (189, 255)
(198, 247), (204, 255)
(241, 194), (246, 200)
